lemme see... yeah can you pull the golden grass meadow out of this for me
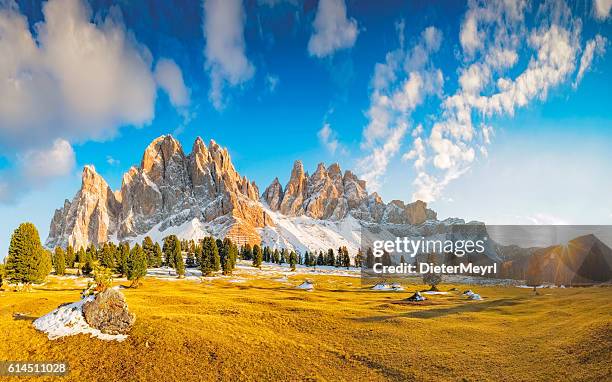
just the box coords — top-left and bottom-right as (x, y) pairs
(1, 265), (610, 382)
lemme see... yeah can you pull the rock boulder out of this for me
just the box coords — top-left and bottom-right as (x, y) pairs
(83, 289), (135, 335)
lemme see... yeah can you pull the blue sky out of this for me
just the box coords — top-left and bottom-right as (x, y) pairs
(0, 0), (611, 257)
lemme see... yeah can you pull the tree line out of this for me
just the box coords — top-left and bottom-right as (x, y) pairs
(2, 222), (370, 289)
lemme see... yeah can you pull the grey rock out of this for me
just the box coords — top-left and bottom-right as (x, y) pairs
(83, 289), (135, 335)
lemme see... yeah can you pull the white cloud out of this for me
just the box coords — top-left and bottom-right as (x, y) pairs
(0, 0), (190, 202)
(594, 0), (612, 20)
(358, 123), (408, 191)
(573, 35), (607, 88)
(318, 123), (339, 154)
(19, 139), (76, 181)
(106, 156), (120, 166)
(0, 0), (167, 149)
(155, 58), (190, 108)
(359, 25), (443, 190)
(308, 0), (358, 58)
(411, 0), (591, 203)
(265, 74), (280, 93)
(203, 0), (254, 110)
(0, 139), (76, 203)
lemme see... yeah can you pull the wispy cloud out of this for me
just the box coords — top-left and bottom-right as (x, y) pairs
(407, 0), (602, 203)
(358, 22), (443, 191)
(203, 0), (254, 110)
(308, 0), (358, 58)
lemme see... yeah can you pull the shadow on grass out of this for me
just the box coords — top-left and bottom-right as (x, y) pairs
(353, 297), (528, 322)
(13, 312), (37, 322)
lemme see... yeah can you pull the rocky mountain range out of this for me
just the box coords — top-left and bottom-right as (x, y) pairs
(46, 135), (438, 251)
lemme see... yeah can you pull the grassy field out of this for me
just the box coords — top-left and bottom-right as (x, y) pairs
(1, 268), (611, 382)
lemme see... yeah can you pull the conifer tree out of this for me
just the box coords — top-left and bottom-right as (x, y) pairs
(327, 248), (335, 266)
(76, 247), (86, 264)
(100, 242), (115, 269)
(86, 244), (98, 263)
(153, 242), (163, 267)
(53, 247), (66, 276)
(289, 251), (297, 271)
(200, 237), (218, 276)
(273, 248), (280, 264)
(82, 248), (94, 276)
(220, 238), (233, 275)
(6, 223), (51, 285)
(163, 235), (180, 268)
(365, 247), (375, 269)
(252, 244), (263, 268)
(65, 245), (75, 268)
(304, 251), (310, 267)
(116, 242), (130, 277)
(317, 251), (324, 266)
(186, 249), (195, 267)
(354, 248), (364, 268)
(341, 246), (350, 269)
(280, 248), (287, 264)
(230, 242), (238, 269)
(127, 244), (147, 287)
(175, 248), (185, 278)
(142, 236), (156, 267)
(242, 243), (253, 261)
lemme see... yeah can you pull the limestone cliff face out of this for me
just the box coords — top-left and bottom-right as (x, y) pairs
(46, 165), (120, 250)
(46, 135), (265, 249)
(47, 135), (438, 249)
(262, 161), (436, 225)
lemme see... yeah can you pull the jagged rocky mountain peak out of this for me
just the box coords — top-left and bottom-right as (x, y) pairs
(47, 134), (439, 251)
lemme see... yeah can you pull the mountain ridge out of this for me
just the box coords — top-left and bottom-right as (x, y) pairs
(46, 134), (437, 250)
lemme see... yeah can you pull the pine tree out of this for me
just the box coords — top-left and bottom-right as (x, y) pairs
(163, 235), (180, 268)
(86, 244), (98, 263)
(365, 247), (375, 269)
(423, 253), (443, 291)
(289, 251), (297, 271)
(220, 238), (232, 275)
(304, 251), (310, 267)
(82, 247), (94, 276)
(74, 247), (87, 275)
(142, 236), (156, 267)
(317, 251), (324, 266)
(127, 244), (147, 287)
(100, 242), (115, 269)
(65, 245), (75, 268)
(6, 223), (51, 285)
(53, 247), (66, 276)
(230, 242), (238, 270)
(342, 246), (350, 269)
(200, 237), (218, 276)
(242, 244), (253, 261)
(327, 248), (335, 266)
(280, 248), (287, 264)
(273, 248), (280, 264)
(153, 242), (163, 267)
(175, 248), (185, 278)
(116, 242), (130, 277)
(186, 250), (195, 267)
(252, 244), (263, 268)
(354, 248), (364, 268)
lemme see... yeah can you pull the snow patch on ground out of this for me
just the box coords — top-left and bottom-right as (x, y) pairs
(258, 208), (361, 255)
(371, 283), (404, 291)
(296, 281), (314, 291)
(33, 297), (127, 341)
(422, 291), (450, 295)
